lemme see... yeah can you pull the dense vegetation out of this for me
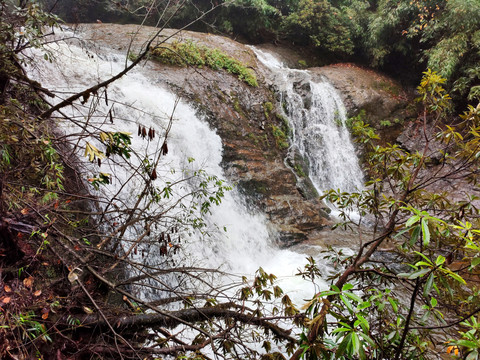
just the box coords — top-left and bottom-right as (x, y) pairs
(42, 0), (480, 108)
(1, 0), (480, 360)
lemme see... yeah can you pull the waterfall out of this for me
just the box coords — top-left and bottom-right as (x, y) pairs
(27, 31), (326, 305)
(252, 48), (363, 195)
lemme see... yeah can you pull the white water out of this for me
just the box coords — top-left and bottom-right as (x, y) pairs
(27, 32), (328, 308)
(252, 48), (363, 195)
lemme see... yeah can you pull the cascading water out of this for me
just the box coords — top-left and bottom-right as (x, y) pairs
(252, 48), (363, 196)
(27, 30), (326, 306)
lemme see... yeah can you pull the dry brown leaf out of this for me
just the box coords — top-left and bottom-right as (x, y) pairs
(23, 276), (34, 288)
(33, 290), (42, 297)
(20, 208), (29, 215)
(42, 312), (49, 320)
(3, 297), (11, 304)
(4, 285), (12, 293)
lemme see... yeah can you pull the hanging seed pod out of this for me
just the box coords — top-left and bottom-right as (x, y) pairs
(152, 129), (155, 138)
(105, 89), (109, 105)
(97, 158), (101, 167)
(150, 168), (157, 180)
(167, 234), (171, 243)
(142, 126), (147, 138)
(138, 124), (142, 136)
(148, 127), (154, 141)
(134, 246), (137, 255)
(109, 109), (113, 124)
(161, 142), (168, 155)
(160, 245), (167, 256)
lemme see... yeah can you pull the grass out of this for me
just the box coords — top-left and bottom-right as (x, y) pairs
(151, 40), (258, 87)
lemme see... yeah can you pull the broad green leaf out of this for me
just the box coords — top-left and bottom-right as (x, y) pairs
(405, 215), (421, 228)
(435, 255), (446, 266)
(408, 268), (430, 279)
(351, 332), (360, 354)
(342, 283), (354, 291)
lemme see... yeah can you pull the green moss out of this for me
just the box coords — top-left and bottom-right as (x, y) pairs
(294, 163), (306, 177)
(277, 113), (292, 137)
(271, 125), (289, 150)
(373, 79), (401, 96)
(151, 40), (258, 87)
(263, 101), (274, 113)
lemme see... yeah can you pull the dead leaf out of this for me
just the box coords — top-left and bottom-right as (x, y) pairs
(3, 297), (11, 304)
(42, 312), (49, 320)
(34, 290), (42, 297)
(23, 277), (34, 289)
(4, 285), (12, 293)
(20, 208), (29, 215)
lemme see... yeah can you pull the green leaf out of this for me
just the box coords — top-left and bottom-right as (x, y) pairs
(340, 294), (354, 313)
(447, 271), (466, 285)
(410, 225), (421, 246)
(423, 273), (435, 297)
(457, 340), (479, 348)
(336, 333), (352, 358)
(471, 257), (480, 268)
(351, 332), (360, 355)
(332, 327), (353, 334)
(405, 215), (421, 228)
(408, 268), (430, 279)
(358, 301), (371, 310)
(388, 297), (398, 313)
(421, 218), (430, 246)
(435, 255), (446, 266)
(355, 314), (370, 332)
(358, 332), (375, 347)
(344, 291), (362, 304)
(342, 283), (354, 291)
